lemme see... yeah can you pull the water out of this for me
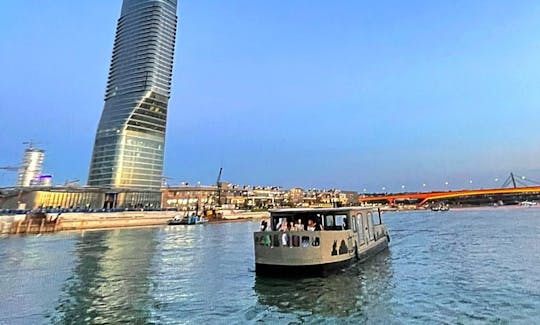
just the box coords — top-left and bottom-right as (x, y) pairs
(1, 208), (540, 324)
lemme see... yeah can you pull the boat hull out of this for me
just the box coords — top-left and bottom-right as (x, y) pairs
(255, 259), (353, 277)
(255, 236), (389, 277)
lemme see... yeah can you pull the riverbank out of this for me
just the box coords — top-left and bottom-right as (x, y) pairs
(0, 210), (269, 236)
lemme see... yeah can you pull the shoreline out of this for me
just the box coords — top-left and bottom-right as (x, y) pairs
(3, 204), (538, 237)
(0, 210), (269, 236)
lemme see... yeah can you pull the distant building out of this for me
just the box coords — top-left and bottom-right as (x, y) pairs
(160, 184), (285, 211)
(16, 146), (45, 187)
(0, 186), (161, 211)
(161, 185), (219, 211)
(88, 0), (178, 190)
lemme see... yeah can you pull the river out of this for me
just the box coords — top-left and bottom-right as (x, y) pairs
(1, 207), (539, 324)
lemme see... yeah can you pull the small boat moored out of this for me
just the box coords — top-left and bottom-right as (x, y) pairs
(430, 203), (450, 211)
(253, 207), (390, 277)
(168, 213), (207, 225)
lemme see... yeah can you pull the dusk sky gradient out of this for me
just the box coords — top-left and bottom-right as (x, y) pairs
(1, 0), (540, 191)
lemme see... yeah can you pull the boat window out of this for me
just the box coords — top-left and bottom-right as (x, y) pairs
(320, 214), (349, 230)
(273, 234), (280, 247)
(324, 214), (334, 228)
(257, 234), (320, 248)
(367, 212), (374, 228)
(367, 212), (375, 241)
(311, 237), (320, 247)
(356, 213), (365, 243)
(272, 215), (310, 231)
(352, 216), (357, 232)
(301, 236), (310, 247)
(335, 214), (348, 230)
(292, 235), (300, 247)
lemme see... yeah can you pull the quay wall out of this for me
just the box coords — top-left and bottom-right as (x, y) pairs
(59, 211), (178, 231)
(0, 211), (176, 235)
(0, 214), (26, 235)
(220, 210), (269, 220)
(0, 210), (269, 235)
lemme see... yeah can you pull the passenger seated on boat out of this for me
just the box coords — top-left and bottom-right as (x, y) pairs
(314, 221), (323, 231)
(280, 222), (290, 246)
(342, 218), (348, 230)
(295, 219), (304, 231)
(279, 222), (288, 231)
(261, 233), (271, 246)
(307, 219), (315, 231)
(287, 221), (294, 231)
(260, 220), (268, 231)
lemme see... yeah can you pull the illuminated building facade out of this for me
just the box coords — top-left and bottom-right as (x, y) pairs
(88, 0), (178, 190)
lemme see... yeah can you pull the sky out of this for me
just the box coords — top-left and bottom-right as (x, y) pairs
(1, 0), (540, 192)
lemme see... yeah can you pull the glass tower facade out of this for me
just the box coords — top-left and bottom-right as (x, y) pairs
(88, 0), (177, 190)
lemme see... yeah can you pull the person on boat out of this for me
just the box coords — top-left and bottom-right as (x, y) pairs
(295, 219), (304, 231)
(261, 234), (271, 246)
(281, 232), (289, 246)
(260, 220), (268, 231)
(287, 221), (293, 231)
(342, 218), (348, 230)
(307, 219), (315, 231)
(314, 220), (323, 231)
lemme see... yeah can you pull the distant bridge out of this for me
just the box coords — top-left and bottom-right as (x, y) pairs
(358, 186), (540, 207)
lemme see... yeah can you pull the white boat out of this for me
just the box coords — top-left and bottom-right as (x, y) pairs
(168, 214), (207, 225)
(253, 207), (390, 276)
(431, 203), (450, 211)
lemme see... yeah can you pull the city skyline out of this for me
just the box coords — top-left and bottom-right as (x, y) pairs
(1, 1), (540, 192)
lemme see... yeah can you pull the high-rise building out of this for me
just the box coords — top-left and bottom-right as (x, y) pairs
(88, 0), (178, 190)
(17, 146), (45, 187)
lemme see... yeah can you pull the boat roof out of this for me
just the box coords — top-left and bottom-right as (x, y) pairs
(269, 207), (373, 215)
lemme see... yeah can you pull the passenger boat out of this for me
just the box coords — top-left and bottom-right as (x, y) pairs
(253, 207), (390, 276)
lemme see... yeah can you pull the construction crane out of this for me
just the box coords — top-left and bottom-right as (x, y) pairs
(63, 179), (80, 187)
(216, 167), (223, 207)
(161, 176), (174, 188)
(22, 140), (40, 149)
(0, 166), (19, 172)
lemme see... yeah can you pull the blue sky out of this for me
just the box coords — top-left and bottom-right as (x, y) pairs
(1, 0), (540, 192)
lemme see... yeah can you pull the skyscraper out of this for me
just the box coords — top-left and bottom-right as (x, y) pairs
(88, 0), (178, 190)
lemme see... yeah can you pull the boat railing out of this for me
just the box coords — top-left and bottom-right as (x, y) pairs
(373, 224), (388, 241)
(254, 231), (321, 248)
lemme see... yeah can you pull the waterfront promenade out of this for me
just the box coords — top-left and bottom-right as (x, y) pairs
(0, 210), (269, 236)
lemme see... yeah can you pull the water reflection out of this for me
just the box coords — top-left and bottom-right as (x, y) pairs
(50, 229), (159, 324)
(253, 249), (394, 319)
(1, 210), (539, 323)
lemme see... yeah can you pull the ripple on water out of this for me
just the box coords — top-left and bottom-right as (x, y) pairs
(1, 210), (540, 323)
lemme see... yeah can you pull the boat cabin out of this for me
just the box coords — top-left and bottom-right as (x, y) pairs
(254, 207), (389, 276)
